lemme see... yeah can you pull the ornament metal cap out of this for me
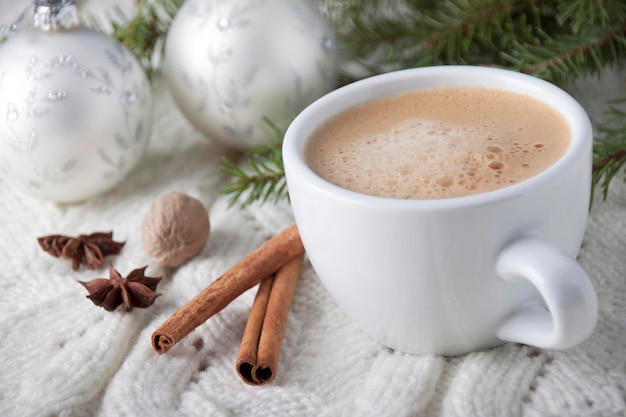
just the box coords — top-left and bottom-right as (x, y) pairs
(33, 0), (79, 31)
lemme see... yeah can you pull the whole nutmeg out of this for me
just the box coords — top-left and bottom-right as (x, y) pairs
(142, 192), (210, 267)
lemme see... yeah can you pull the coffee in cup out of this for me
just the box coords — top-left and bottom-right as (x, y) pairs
(305, 86), (571, 199)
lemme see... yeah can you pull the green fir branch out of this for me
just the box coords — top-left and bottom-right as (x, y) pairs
(593, 97), (626, 201)
(330, 0), (550, 77)
(104, 0), (185, 79)
(416, 0), (541, 65)
(331, 0), (626, 85)
(508, 22), (626, 84)
(218, 118), (288, 208)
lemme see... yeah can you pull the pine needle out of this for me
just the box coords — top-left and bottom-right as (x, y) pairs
(218, 118), (288, 208)
(593, 97), (626, 202)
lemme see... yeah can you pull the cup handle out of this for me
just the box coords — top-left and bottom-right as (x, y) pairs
(495, 233), (598, 350)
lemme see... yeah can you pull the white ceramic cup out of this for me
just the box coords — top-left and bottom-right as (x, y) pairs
(283, 66), (598, 356)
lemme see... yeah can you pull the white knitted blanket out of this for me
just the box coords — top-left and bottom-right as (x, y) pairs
(1, 5), (626, 417)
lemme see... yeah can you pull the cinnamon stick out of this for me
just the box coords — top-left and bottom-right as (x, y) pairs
(151, 224), (304, 354)
(236, 253), (304, 385)
(236, 276), (274, 384)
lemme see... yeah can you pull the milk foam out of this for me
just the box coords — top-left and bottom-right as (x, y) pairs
(305, 87), (570, 199)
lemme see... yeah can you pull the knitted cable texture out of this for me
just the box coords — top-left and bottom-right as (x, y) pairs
(0, 64), (625, 417)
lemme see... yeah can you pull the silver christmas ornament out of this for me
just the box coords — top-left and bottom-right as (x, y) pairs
(0, 0), (152, 203)
(164, 0), (338, 150)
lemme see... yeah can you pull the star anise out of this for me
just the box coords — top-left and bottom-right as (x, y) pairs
(79, 265), (162, 312)
(37, 231), (125, 270)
